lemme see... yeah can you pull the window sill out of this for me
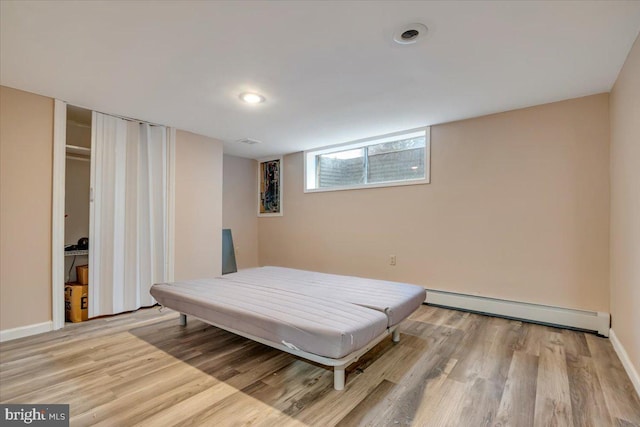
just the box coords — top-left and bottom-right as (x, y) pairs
(304, 177), (430, 193)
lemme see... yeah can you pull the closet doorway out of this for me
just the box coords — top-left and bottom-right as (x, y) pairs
(64, 106), (92, 323)
(52, 101), (175, 330)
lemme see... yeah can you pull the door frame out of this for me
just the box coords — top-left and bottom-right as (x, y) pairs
(52, 100), (67, 330)
(166, 127), (176, 282)
(51, 103), (176, 329)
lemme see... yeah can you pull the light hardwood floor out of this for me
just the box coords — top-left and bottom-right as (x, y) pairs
(1, 305), (638, 426)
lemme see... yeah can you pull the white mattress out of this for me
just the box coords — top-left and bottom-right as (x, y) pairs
(150, 278), (389, 359)
(150, 267), (426, 360)
(223, 267), (426, 327)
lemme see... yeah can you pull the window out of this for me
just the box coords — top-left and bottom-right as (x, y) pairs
(304, 128), (430, 192)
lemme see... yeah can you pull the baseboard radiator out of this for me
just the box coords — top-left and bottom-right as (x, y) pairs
(425, 290), (610, 337)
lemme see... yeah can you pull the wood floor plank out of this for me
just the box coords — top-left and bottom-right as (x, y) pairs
(131, 382), (239, 427)
(416, 378), (468, 427)
(451, 317), (518, 384)
(566, 353), (613, 427)
(533, 332), (574, 427)
(383, 332), (446, 384)
(2, 305), (638, 426)
(369, 330), (463, 426)
(494, 351), (539, 427)
(91, 375), (221, 427)
(335, 379), (398, 427)
(408, 357), (458, 426)
(561, 328), (592, 358)
(518, 323), (553, 357)
(224, 352), (297, 390)
(457, 376), (504, 426)
(243, 367), (334, 418)
(615, 417), (640, 427)
(175, 389), (300, 427)
(70, 359), (219, 424)
(585, 334), (640, 426)
(476, 319), (522, 385)
(293, 338), (420, 426)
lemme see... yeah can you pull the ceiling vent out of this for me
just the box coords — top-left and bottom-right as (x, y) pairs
(237, 138), (261, 145)
(393, 23), (428, 45)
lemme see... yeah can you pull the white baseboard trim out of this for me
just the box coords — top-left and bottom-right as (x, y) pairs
(609, 329), (640, 398)
(0, 321), (53, 343)
(425, 290), (610, 337)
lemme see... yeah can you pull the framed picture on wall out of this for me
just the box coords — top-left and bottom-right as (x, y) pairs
(258, 156), (283, 217)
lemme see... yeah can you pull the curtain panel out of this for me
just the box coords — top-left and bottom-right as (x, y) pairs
(89, 112), (167, 317)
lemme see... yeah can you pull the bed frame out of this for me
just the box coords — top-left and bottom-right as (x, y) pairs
(178, 313), (400, 390)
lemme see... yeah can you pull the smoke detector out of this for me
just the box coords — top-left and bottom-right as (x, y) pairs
(237, 138), (261, 145)
(393, 23), (428, 45)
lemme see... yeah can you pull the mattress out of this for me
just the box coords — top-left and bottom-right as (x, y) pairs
(222, 267), (426, 327)
(150, 278), (389, 359)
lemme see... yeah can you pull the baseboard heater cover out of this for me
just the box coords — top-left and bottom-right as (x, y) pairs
(425, 290), (610, 337)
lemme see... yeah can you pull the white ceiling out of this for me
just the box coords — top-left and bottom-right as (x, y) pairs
(2, 1), (639, 159)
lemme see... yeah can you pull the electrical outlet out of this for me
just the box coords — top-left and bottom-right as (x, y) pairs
(390, 255), (396, 266)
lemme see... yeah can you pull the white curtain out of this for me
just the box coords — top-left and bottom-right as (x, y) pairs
(89, 112), (167, 317)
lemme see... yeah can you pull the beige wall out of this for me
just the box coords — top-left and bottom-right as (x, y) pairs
(223, 155), (259, 269)
(174, 130), (224, 280)
(610, 35), (640, 375)
(259, 94), (611, 312)
(1, 88), (225, 331)
(0, 86), (54, 330)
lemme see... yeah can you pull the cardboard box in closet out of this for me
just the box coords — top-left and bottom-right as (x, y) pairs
(76, 265), (89, 285)
(65, 283), (88, 323)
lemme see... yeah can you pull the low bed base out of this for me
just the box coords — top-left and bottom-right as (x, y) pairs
(177, 313), (400, 390)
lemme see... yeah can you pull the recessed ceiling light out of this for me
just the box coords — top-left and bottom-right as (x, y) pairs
(240, 92), (265, 104)
(393, 23), (428, 45)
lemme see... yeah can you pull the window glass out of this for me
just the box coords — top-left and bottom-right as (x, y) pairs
(368, 146), (425, 183)
(305, 129), (429, 192)
(317, 148), (365, 188)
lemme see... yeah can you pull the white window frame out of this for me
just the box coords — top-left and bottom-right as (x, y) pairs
(304, 127), (430, 193)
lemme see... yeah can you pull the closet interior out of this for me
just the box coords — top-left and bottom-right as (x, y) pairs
(64, 105), (91, 323)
